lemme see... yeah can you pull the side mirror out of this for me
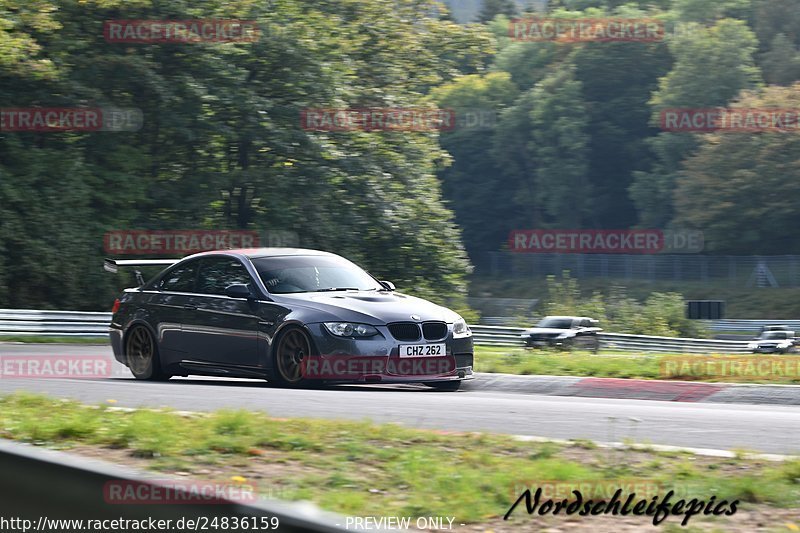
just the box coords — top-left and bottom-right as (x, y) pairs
(225, 283), (253, 299)
(380, 280), (396, 291)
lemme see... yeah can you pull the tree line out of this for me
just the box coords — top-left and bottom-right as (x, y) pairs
(0, 0), (490, 310)
(435, 0), (800, 260)
(1, 0), (799, 311)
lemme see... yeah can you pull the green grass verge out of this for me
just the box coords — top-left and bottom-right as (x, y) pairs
(474, 346), (800, 384)
(0, 336), (107, 344)
(1, 393), (800, 521)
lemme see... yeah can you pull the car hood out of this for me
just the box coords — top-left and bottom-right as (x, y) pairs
(270, 291), (458, 324)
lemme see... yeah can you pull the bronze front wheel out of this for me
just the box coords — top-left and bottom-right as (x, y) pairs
(273, 327), (312, 386)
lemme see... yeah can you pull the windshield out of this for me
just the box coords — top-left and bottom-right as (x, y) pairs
(536, 318), (575, 329)
(252, 255), (384, 294)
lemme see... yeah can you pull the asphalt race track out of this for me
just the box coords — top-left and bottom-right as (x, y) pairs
(2, 344), (800, 455)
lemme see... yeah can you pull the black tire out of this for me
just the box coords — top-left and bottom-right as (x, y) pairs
(424, 380), (462, 392)
(125, 326), (170, 381)
(558, 338), (574, 351)
(270, 327), (313, 387)
(588, 336), (600, 353)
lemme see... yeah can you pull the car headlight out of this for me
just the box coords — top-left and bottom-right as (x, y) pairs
(747, 342), (758, 349)
(452, 317), (471, 339)
(323, 322), (379, 338)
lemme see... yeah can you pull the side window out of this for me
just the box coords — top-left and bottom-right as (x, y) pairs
(160, 261), (198, 292)
(196, 258), (253, 296)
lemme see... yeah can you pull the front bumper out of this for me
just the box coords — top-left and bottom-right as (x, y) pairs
(304, 323), (474, 383)
(752, 345), (788, 353)
(522, 335), (562, 347)
(301, 353), (474, 383)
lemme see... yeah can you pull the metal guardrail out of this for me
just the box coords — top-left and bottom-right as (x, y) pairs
(478, 316), (517, 326)
(0, 438), (345, 532)
(0, 309), (111, 337)
(598, 332), (751, 354)
(470, 325), (526, 346)
(0, 309), (781, 353)
(478, 318), (800, 332)
(469, 325), (752, 353)
(705, 319), (800, 332)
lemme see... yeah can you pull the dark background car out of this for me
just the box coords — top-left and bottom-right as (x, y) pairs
(108, 248), (473, 390)
(520, 316), (602, 351)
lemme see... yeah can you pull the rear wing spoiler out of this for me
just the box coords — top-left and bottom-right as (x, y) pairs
(104, 258), (180, 286)
(103, 258), (180, 273)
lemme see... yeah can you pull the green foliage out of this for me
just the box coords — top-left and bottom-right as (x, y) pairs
(476, 0), (519, 22)
(430, 72), (519, 257)
(529, 67), (591, 226)
(760, 34), (800, 86)
(543, 271), (605, 318)
(543, 271), (706, 337)
(674, 84), (800, 254)
(629, 18), (763, 227)
(0, 0), (61, 78)
(642, 291), (706, 338)
(0, 0), (495, 309)
(672, 0), (752, 24)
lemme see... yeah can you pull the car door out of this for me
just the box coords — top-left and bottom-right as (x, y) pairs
(145, 259), (202, 365)
(181, 256), (261, 368)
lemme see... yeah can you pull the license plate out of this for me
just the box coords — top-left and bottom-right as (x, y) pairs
(399, 343), (446, 358)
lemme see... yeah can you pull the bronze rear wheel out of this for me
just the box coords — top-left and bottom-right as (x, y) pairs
(125, 326), (169, 381)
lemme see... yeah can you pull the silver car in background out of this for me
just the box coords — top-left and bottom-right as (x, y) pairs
(520, 315), (602, 351)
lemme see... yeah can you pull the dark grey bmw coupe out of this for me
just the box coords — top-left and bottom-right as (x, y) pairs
(107, 248), (473, 390)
